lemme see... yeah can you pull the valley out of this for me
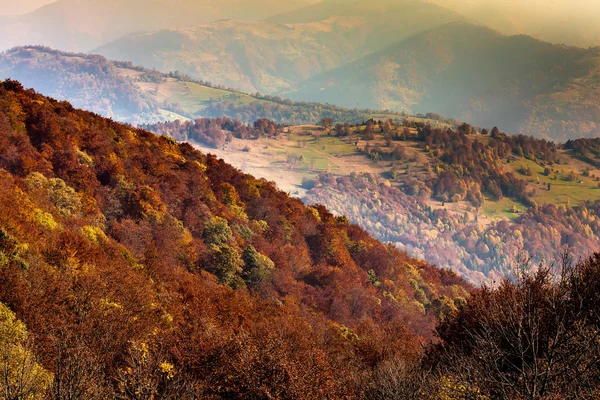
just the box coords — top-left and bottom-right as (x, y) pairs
(6, 45), (600, 285)
(152, 118), (600, 283)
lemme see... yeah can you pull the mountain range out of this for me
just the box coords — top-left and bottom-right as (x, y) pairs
(3, 0), (600, 140)
(430, 0), (600, 48)
(292, 22), (600, 141)
(87, 1), (600, 141)
(94, 0), (465, 94)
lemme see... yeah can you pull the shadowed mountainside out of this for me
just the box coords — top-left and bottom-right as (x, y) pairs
(293, 22), (600, 141)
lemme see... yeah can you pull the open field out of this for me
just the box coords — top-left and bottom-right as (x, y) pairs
(504, 155), (600, 206)
(191, 123), (600, 230)
(193, 125), (385, 197)
(132, 75), (264, 116)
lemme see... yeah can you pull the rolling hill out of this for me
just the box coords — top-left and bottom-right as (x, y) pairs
(292, 22), (600, 141)
(0, 46), (421, 125)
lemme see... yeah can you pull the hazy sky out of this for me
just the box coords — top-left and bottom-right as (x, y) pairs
(2, 0), (600, 48)
(429, 0), (600, 18)
(0, 0), (55, 15)
(427, 0), (600, 46)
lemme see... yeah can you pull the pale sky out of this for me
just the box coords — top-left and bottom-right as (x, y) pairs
(429, 0), (600, 17)
(0, 0), (55, 16)
(2, 0), (600, 47)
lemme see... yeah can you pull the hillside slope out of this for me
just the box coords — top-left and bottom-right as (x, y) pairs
(0, 80), (469, 397)
(94, 0), (465, 94)
(293, 22), (600, 141)
(430, 0), (600, 47)
(0, 46), (417, 125)
(95, 19), (361, 94)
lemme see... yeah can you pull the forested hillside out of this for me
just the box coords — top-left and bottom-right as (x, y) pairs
(0, 80), (472, 397)
(146, 116), (600, 284)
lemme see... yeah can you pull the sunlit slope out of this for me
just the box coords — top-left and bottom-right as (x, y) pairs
(0, 46), (413, 125)
(95, 1), (465, 94)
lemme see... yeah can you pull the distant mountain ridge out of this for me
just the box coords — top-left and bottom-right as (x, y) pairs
(94, 18), (361, 94)
(92, 8), (600, 141)
(94, 0), (466, 94)
(429, 0), (600, 48)
(292, 22), (600, 141)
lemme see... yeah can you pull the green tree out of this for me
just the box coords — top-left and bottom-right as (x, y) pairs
(202, 216), (233, 246)
(242, 245), (274, 284)
(25, 172), (82, 216)
(210, 244), (244, 287)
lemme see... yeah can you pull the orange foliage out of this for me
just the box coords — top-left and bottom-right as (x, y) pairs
(0, 80), (470, 397)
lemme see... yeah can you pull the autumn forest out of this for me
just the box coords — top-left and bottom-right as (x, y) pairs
(3, 69), (600, 399)
(4, 0), (600, 397)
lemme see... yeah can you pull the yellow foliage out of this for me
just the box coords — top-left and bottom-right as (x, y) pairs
(100, 298), (124, 313)
(122, 248), (143, 270)
(252, 220), (269, 233)
(335, 323), (359, 341)
(159, 361), (176, 379)
(25, 172), (82, 216)
(81, 225), (107, 245)
(193, 160), (207, 172)
(0, 302), (53, 399)
(161, 312), (174, 326)
(135, 342), (149, 359)
(451, 285), (469, 299)
(307, 206), (321, 222)
(435, 375), (487, 400)
(75, 148), (94, 167)
(33, 208), (58, 230)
